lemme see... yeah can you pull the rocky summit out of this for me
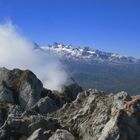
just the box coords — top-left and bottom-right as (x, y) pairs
(0, 68), (139, 140)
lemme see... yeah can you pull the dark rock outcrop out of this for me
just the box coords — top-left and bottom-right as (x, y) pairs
(61, 83), (83, 101)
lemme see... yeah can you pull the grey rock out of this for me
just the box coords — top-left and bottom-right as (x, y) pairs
(16, 69), (43, 110)
(0, 68), (43, 110)
(53, 90), (111, 140)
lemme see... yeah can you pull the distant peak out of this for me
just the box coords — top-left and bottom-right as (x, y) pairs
(41, 43), (139, 64)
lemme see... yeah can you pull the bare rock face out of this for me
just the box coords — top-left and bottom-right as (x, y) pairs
(10, 69), (43, 110)
(0, 67), (43, 110)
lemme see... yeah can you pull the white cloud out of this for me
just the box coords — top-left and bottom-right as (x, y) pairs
(0, 21), (68, 91)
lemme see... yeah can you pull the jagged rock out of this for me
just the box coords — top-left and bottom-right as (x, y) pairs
(52, 90), (140, 140)
(31, 96), (58, 114)
(61, 83), (83, 101)
(48, 129), (75, 140)
(53, 89), (112, 140)
(99, 96), (140, 140)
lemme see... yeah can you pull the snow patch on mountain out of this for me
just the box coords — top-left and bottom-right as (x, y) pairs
(41, 43), (139, 64)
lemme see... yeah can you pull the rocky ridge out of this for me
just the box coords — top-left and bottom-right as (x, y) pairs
(0, 67), (139, 140)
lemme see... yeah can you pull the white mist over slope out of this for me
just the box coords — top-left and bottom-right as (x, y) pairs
(0, 22), (68, 91)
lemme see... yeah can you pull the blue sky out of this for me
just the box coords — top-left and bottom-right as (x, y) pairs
(0, 0), (140, 58)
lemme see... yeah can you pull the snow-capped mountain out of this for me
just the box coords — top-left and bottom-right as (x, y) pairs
(41, 43), (139, 64)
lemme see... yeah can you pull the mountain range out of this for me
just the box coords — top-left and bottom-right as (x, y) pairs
(41, 42), (139, 64)
(40, 43), (140, 95)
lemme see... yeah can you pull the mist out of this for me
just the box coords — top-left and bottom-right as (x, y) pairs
(0, 22), (68, 91)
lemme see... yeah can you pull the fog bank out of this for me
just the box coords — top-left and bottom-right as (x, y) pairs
(0, 22), (68, 91)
